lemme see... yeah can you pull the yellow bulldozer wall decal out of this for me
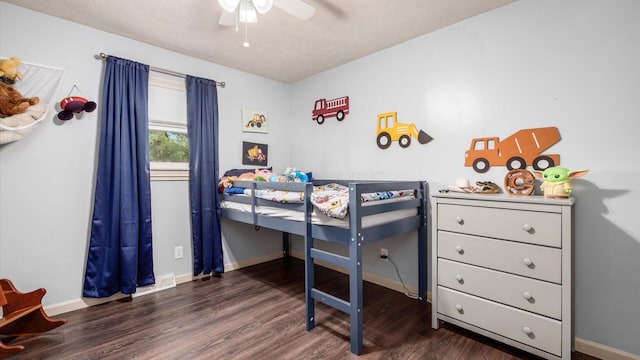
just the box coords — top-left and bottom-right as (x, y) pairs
(464, 126), (562, 173)
(376, 112), (433, 149)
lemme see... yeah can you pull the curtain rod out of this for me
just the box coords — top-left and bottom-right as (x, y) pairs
(97, 53), (225, 88)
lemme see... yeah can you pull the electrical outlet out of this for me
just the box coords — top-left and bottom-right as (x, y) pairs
(174, 246), (184, 259)
(380, 248), (388, 261)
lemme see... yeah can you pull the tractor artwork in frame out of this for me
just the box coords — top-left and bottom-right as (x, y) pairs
(242, 109), (268, 133)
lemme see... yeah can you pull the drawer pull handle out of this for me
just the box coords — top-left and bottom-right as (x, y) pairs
(522, 223), (532, 232)
(455, 304), (463, 312)
(522, 291), (533, 300)
(455, 274), (463, 282)
(455, 216), (463, 224)
(522, 326), (533, 335)
(522, 258), (533, 266)
(455, 246), (464, 254)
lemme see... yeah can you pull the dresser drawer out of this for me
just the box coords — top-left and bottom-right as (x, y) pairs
(438, 258), (562, 319)
(438, 231), (562, 283)
(438, 204), (562, 247)
(437, 287), (562, 356)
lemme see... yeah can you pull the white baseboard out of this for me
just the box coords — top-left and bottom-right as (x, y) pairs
(44, 292), (130, 316)
(575, 337), (640, 360)
(223, 252), (283, 272)
(175, 272), (195, 284)
(44, 252), (283, 316)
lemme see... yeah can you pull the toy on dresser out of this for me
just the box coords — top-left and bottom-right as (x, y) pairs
(534, 166), (589, 198)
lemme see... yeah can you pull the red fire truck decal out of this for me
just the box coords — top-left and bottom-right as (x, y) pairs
(312, 96), (349, 124)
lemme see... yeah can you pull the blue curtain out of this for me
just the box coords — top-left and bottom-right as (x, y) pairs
(83, 56), (155, 298)
(186, 75), (223, 276)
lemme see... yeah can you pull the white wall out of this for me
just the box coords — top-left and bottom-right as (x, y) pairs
(0, 2), (287, 307)
(1, 0), (639, 357)
(289, 0), (640, 356)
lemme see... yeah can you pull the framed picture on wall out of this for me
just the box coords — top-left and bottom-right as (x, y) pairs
(242, 108), (268, 133)
(242, 141), (268, 166)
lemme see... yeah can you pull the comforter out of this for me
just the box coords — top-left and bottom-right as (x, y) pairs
(235, 183), (414, 219)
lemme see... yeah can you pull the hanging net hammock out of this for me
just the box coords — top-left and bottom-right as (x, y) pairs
(0, 61), (66, 144)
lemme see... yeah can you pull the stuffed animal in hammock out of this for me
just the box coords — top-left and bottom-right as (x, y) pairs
(0, 82), (39, 118)
(0, 57), (23, 84)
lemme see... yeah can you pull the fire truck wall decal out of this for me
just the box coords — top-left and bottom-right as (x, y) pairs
(376, 112), (433, 149)
(465, 126), (561, 173)
(312, 96), (349, 124)
(242, 108), (268, 133)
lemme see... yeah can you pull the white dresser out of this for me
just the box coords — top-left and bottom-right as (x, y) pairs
(431, 193), (574, 360)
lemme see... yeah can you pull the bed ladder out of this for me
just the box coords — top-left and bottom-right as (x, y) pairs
(303, 181), (428, 355)
(306, 244), (363, 354)
(304, 185), (364, 355)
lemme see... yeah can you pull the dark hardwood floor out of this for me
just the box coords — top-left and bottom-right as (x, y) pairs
(2, 258), (599, 359)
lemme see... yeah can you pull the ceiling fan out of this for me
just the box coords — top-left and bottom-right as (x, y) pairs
(218, 0), (316, 34)
(218, 0), (315, 47)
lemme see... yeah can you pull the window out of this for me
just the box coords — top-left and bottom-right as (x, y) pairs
(149, 123), (189, 166)
(148, 73), (188, 180)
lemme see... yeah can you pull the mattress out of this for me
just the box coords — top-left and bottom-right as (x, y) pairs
(221, 195), (417, 229)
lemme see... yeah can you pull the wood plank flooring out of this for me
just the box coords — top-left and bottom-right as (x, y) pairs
(2, 258), (599, 359)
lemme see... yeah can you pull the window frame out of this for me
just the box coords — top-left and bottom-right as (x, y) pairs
(149, 121), (190, 181)
(148, 73), (189, 181)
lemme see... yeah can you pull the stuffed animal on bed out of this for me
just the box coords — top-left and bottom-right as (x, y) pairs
(253, 168), (274, 181)
(0, 82), (39, 118)
(283, 167), (309, 182)
(218, 168), (276, 191)
(0, 57), (23, 84)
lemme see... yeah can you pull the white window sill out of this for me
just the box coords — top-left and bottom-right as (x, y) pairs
(151, 169), (189, 181)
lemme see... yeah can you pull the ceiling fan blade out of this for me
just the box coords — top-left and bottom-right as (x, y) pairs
(219, 10), (236, 26)
(274, 0), (315, 20)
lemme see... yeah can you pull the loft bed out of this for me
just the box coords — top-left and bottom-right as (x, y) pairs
(220, 179), (428, 355)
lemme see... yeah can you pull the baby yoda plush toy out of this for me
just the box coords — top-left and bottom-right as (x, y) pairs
(534, 167), (589, 198)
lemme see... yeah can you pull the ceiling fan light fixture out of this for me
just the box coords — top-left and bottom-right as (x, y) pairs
(238, 1), (258, 23)
(251, 0), (273, 14)
(218, 0), (240, 12)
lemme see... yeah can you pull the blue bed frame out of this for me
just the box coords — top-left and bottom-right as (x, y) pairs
(220, 179), (428, 355)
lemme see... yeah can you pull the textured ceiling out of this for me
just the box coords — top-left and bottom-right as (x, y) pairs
(3, 0), (517, 83)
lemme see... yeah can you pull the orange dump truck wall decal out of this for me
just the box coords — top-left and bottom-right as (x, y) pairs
(465, 127), (561, 173)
